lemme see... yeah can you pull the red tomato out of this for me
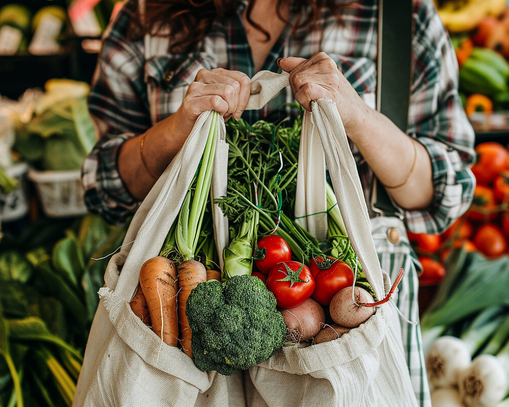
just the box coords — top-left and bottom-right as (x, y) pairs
(474, 224), (507, 258)
(466, 184), (498, 222)
(494, 170), (509, 203)
(471, 142), (508, 184)
(503, 213), (509, 236)
(252, 271), (267, 283)
(442, 218), (473, 241)
(406, 232), (441, 253)
(254, 235), (292, 275)
(266, 261), (315, 309)
(309, 255), (335, 279)
(311, 259), (354, 306)
(418, 256), (446, 286)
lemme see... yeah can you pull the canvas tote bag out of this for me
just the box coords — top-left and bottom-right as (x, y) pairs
(243, 70), (418, 407)
(73, 110), (246, 407)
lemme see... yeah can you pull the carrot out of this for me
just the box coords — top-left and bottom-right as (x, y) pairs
(206, 269), (221, 281)
(129, 284), (151, 326)
(139, 256), (179, 346)
(178, 259), (207, 357)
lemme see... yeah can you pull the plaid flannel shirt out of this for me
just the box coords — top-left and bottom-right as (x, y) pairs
(82, 0), (475, 234)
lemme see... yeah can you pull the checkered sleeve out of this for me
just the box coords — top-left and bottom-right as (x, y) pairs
(402, 0), (476, 235)
(81, 0), (150, 226)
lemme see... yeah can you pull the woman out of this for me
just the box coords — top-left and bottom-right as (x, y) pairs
(81, 0), (475, 405)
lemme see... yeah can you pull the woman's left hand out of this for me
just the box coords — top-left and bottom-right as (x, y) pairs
(278, 52), (368, 130)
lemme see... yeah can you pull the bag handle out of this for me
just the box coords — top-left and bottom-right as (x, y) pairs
(244, 71), (385, 299)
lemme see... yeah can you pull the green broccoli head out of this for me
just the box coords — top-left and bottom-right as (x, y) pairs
(186, 275), (286, 376)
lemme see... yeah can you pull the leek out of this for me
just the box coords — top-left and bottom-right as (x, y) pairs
(482, 314), (509, 356)
(459, 306), (507, 356)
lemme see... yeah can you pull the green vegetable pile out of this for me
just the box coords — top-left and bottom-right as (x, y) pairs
(421, 248), (509, 404)
(0, 214), (128, 407)
(159, 111), (372, 375)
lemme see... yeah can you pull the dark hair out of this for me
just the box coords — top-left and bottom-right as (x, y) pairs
(129, 0), (356, 54)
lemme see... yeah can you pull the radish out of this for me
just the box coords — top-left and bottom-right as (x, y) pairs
(329, 286), (375, 328)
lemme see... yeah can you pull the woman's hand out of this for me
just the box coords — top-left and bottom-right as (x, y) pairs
(171, 68), (252, 137)
(278, 52), (368, 130)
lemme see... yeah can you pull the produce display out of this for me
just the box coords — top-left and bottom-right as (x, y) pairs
(0, 214), (128, 406)
(421, 249), (509, 406)
(129, 114), (386, 376)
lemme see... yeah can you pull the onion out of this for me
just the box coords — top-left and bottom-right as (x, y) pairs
(329, 286), (375, 328)
(458, 354), (507, 407)
(426, 336), (471, 391)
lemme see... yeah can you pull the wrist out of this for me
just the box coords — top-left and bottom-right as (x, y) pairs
(341, 98), (374, 141)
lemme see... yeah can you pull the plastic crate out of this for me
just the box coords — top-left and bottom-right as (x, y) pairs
(0, 162), (30, 222)
(27, 169), (88, 217)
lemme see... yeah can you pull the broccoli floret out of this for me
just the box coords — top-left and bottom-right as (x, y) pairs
(186, 275), (286, 376)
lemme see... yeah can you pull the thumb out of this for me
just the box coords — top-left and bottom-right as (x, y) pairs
(278, 57), (307, 73)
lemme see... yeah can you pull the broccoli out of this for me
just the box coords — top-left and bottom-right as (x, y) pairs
(185, 274), (286, 376)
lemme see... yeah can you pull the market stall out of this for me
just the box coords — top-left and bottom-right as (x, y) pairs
(1, 0), (509, 406)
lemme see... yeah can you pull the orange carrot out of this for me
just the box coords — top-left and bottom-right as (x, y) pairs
(129, 284), (151, 326)
(206, 269), (221, 281)
(139, 256), (178, 346)
(178, 259), (207, 357)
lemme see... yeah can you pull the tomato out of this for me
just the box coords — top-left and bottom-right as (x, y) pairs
(474, 224), (507, 258)
(442, 218), (473, 241)
(466, 184), (498, 222)
(266, 261), (315, 309)
(311, 259), (354, 306)
(440, 240), (477, 262)
(254, 235), (292, 275)
(406, 232), (441, 253)
(418, 256), (446, 286)
(309, 255), (334, 278)
(494, 170), (509, 203)
(471, 142), (508, 184)
(503, 213), (509, 236)
(252, 271), (267, 283)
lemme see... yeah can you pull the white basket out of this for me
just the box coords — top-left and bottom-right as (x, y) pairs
(0, 162), (30, 222)
(27, 169), (88, 217)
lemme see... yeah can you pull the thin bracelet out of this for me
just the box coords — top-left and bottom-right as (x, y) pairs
(140, 133), (160, 179)
(381, 139), (417, 189)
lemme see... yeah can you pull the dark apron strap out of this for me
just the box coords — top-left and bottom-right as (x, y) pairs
(372, 0), (413, 218)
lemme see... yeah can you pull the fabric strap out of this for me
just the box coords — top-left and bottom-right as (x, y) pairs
(373, 0), (413, 218)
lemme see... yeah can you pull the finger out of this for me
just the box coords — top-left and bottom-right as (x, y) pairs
(183, 94), (229, 117)
(217, 70), (251, 120)
(294, 82), (331, 112)
(278, 57), (307, 73)
(196, 69), (249, 119)
(187, 81), (238, 117)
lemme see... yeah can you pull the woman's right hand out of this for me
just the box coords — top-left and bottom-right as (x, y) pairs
(171, 68), (252, 137)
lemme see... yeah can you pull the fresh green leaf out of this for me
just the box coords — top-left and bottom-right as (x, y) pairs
(0, 251), (32, 283)
(7, 317), (82, 361)
(51, 231), (85, 287)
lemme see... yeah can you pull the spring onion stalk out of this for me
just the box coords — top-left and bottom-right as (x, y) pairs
(460, 306), (507, 356)
(482, 314), (509, 356)
(223, 210), (259, 280)
(496, 341), (509, 397)
(172, 112), (218, 261)
(496, 398), (509, 407)
(459, 354), (507, 407)
(426, 336), (472, 391)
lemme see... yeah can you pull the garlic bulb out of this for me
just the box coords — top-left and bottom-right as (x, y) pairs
(426, 336), (471, 391)
(431, 388), (464, 407)
(459, 354), (507, 407)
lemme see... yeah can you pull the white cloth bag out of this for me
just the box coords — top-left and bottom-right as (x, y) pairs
(245, 71), (418, 407)
(73, 111), (241, 407)
(75, 71), (417, 407)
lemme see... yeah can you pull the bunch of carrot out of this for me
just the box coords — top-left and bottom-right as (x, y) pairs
(129, 112), (221, 356)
